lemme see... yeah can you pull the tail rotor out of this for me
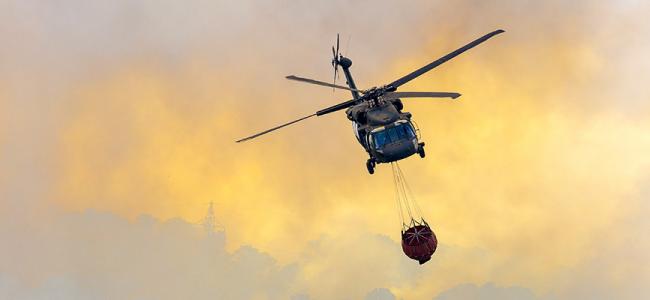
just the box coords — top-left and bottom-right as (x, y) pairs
(331, 33), (340, 91)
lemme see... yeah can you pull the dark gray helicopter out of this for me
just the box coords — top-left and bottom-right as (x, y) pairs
(237, 30), (504, 174)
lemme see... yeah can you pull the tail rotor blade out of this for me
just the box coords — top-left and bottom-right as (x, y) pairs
(332, 33), (341, 92)
(336, 33), (340, 57)
(333, 67), (338, 92)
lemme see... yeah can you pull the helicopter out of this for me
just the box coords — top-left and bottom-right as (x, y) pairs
(237, 30), (504, 174)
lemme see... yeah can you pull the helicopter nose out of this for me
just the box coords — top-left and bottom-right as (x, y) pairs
(381, 139), (417, 160)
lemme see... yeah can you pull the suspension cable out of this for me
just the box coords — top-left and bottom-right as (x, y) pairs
(396, 163), (424, 218)
(397, 167), (414, 219)
(391, 161), (427, 230)
(391, 163), (405, 226)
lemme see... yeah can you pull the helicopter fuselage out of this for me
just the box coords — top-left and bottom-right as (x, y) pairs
(347, 100), (425, 166)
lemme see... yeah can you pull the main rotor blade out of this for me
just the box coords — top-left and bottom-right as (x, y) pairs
(237, 96), (358, 142)
(387, 29), (505, 89)
(382, 91), (461, 100)
(286, 75), (364, 93)
(316, 98), (358, 116)
(235, 114), (316, 143)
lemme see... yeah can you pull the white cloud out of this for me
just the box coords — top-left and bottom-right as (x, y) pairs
(1, 1), (650, 300)
(0, 210), (299, 300)
(433, 283), (537, 300)
(365, 288), (396, 300)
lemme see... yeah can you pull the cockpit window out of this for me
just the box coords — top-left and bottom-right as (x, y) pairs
(371, 123), (416, 149)
(387, 128), (399, 142)
(373, 131), (388, 149)
(396, 123), (416, 139)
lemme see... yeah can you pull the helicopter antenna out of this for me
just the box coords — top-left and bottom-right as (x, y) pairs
(344, 35), (351, 57)
(331, 33), (340, 92)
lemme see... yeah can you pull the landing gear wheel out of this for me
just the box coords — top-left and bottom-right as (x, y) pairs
(418, 143), (426, 158)
(366, 159), (375, 174)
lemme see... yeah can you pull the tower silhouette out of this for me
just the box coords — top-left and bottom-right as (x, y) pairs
(202, 201), (223, 234)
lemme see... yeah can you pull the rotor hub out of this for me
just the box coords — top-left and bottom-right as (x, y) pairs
(338, 56), (352, 68)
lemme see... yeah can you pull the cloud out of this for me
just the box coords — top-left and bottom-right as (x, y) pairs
(543, 177), (650, 300)
(1, 1), (650, 300)
(0, 210), (299, 300)
(433, 283), (537, 300)
(365, 288), (397, 300)
(0, 208), (438, 300)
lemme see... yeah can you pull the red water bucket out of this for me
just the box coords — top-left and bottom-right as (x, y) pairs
(401, 222), (437, 264)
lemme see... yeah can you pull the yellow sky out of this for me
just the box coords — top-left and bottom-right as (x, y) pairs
(2, 1), (650, 299)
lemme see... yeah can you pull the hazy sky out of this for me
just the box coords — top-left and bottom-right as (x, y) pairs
(1, 1), (649, 299)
